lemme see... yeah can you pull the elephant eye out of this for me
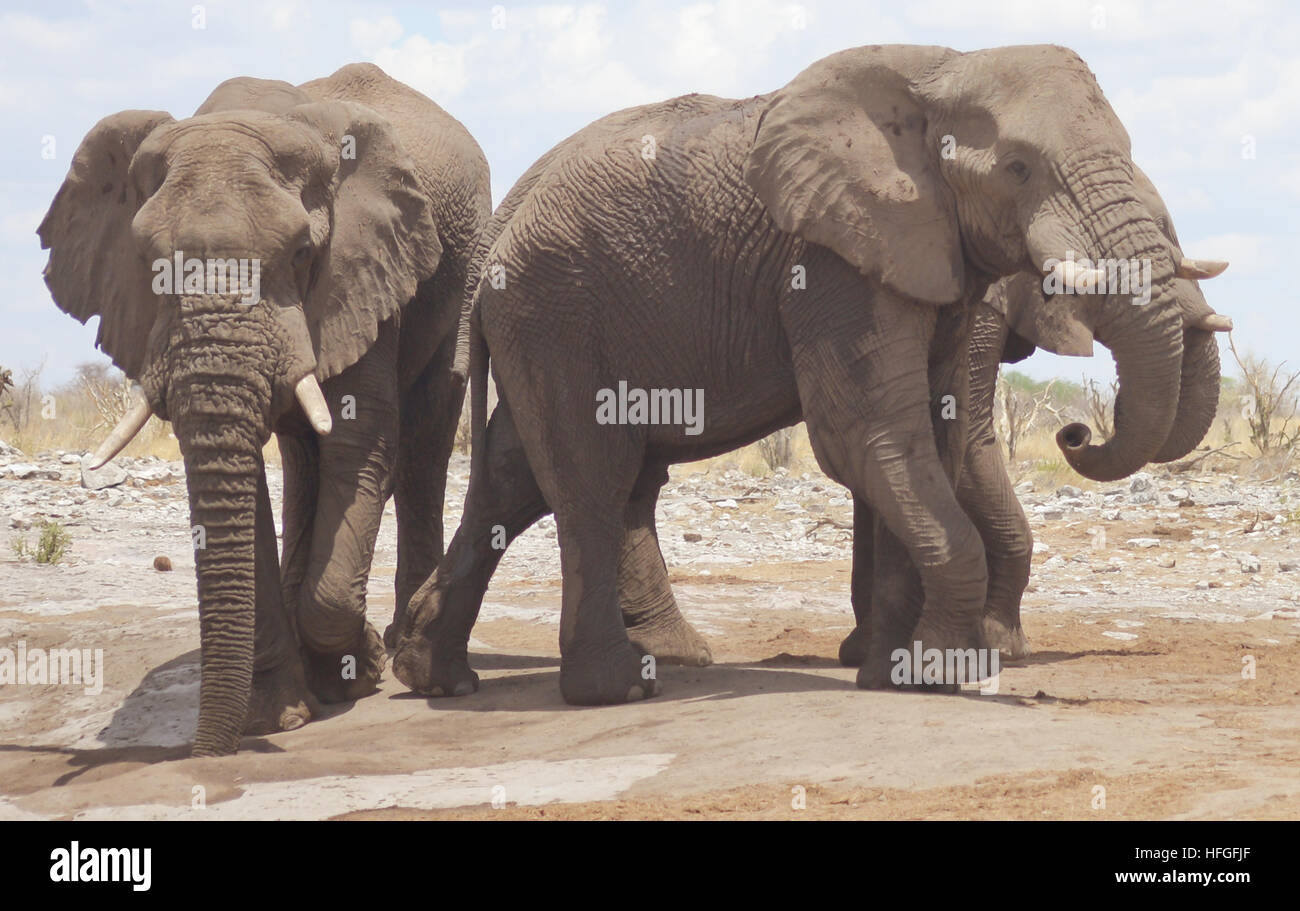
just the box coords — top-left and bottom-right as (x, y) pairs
(1006, 160), (1030, 185)
(292, 243), (312, 266)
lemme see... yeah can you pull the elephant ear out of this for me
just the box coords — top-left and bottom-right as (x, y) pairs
(985, 272), (1095, 358)
(287, 101), (442, 381)
(37, 110), (175, 380)
(744, 46), (964, 304)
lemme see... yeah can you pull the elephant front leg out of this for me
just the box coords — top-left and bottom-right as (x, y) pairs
(295, 348), (400, 704)
(390, 333), (463, 648)
(785, 286), (987, 692)
(246, 459), (319, 735)
(619, 465), (712, 667)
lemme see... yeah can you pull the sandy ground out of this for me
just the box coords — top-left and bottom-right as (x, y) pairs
(2, 442), (1299, 820)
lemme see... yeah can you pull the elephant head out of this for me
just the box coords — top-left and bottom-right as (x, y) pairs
(744, 44), (1228, 481)
(38, 79), (441, 755)
(987, 162), (1229, 471)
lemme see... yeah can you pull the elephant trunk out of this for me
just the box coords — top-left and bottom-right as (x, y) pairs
(1048, 158), (1185, 482)
(1150, 326), (1221, 463)
(165, 295), (278, 756)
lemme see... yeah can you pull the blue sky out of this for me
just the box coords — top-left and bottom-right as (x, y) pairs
(1, 0), (1295, 386)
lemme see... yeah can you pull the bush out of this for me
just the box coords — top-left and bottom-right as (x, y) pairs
(11, 521), (73, 565)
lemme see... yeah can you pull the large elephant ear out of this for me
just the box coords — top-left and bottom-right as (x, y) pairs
(287, 101), (442, 380)
(37, 110), (175, 379)
(744, 45), (964, 304)
(985, 272), (1095, 358)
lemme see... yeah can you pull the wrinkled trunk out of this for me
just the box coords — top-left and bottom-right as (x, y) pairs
(1151, 326), (1221, 463)
(1051, 157), (1185, 482)
(167, 295), (277, 756)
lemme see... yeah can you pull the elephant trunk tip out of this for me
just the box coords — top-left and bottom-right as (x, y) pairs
(1057, 422), (1092, 452)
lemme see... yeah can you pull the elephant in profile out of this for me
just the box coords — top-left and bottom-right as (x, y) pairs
(841, 165), (1229, 667)
(393, 44), (1225, 703)
(39, 63), (490, 755)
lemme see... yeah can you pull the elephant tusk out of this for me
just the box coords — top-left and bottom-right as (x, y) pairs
(294, 374), (333, 435)
(87, 385), (152, 470)
(1176, 257), (1229, 280)
(1048, 259), (1107, 294)
(1194, 313), (1234, 332)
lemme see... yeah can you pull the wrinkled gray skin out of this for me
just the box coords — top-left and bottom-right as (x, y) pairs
(839, 162), (1226, 666)
(393, 45), (1223, 703)
(39, 64), (490, 755)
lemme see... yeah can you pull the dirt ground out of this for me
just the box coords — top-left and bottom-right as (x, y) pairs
(2, 443), (1299, 820)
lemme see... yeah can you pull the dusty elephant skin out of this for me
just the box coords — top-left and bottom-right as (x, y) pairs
(394, 44), (1228, 703)
(38, 63), (490, 756)
(842, 163), (1230, 667)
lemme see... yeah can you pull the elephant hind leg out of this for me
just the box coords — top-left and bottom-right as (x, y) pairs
(391, 400), (549, 696)
(619, 463), (712, 667)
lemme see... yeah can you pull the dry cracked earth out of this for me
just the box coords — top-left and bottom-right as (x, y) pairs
(2, 437), (1299, 820)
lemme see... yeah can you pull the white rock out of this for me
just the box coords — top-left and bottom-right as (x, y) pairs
(1239, 554), (1261, 573)
(1126, 538), (1160, 549)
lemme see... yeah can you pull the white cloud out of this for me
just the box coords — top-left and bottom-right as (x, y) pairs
(349, 15), (405, 57)
(374, 35), (473, 100)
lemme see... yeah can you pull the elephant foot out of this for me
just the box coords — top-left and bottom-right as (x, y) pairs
(560, 640), (658, 706)
(245, 660), (319, 735)
(303, 621), (388, 704)
(856, 622), (980, 694)
(979, 615), (1032, 661)
(625, 612), (713, 667)
(382, 619), (403, 650)
(391, 635), (480, 697)
(838, 625), (868, 667)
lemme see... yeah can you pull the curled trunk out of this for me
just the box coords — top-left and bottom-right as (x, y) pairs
(1051, 157), (1185, 482)
(1150, 326), (1221, 463)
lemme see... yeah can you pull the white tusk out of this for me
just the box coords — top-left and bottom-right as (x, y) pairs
(1050, 259), (1107, 293)
(294, 374), (332, 435)
(87, 385), (152, 470)
(1176, 257), (1229, 280)
(1194, 313), (1234, 332)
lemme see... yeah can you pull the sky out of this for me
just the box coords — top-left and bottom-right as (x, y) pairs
(1, 0), (1296, 388)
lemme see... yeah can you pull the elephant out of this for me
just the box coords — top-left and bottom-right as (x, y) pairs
(38, 63), (490, 755)
(392, 44), (1225, 704)
(840, 177), (1229, 668)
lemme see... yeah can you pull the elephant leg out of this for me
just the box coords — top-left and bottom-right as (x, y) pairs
(784, 287), (987, 692)
(837, 496), (875, 667)
(296, 327), (399, 704)
(391, 400), (549, 696)
(246, 458), (319, 734)
(619, 464), (713, 667)
(389, 331), (463, 648)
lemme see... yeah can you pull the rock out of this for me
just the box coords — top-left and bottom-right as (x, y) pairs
(1168, 488), (1189, 501)
(6, 463), (40, 479)
(1056, 485), (1082, 498)
(1156, 555), (1177, 568)
(153, 555), (173, 572)
(683, 532), (702, 543)
(1195, 580), (1210, 590)
(1032, 541), (1049, 555)
(60, 453), (81, 465)
(80, 456), (128, 491)
(1036, 507), (1064, 520)
(1280, 562), (1298, 572)
(713, 499), (738, 509)
(1126, 538), (1160, 549)
(1130, 473), (1152, 493)
(1015, 481), (1034, 494)
(1103, 509), (1123, 521)
(1130, 492), (1158, 505)
(9, 511), (32, 529)
(1239, 554), (1261, 574)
